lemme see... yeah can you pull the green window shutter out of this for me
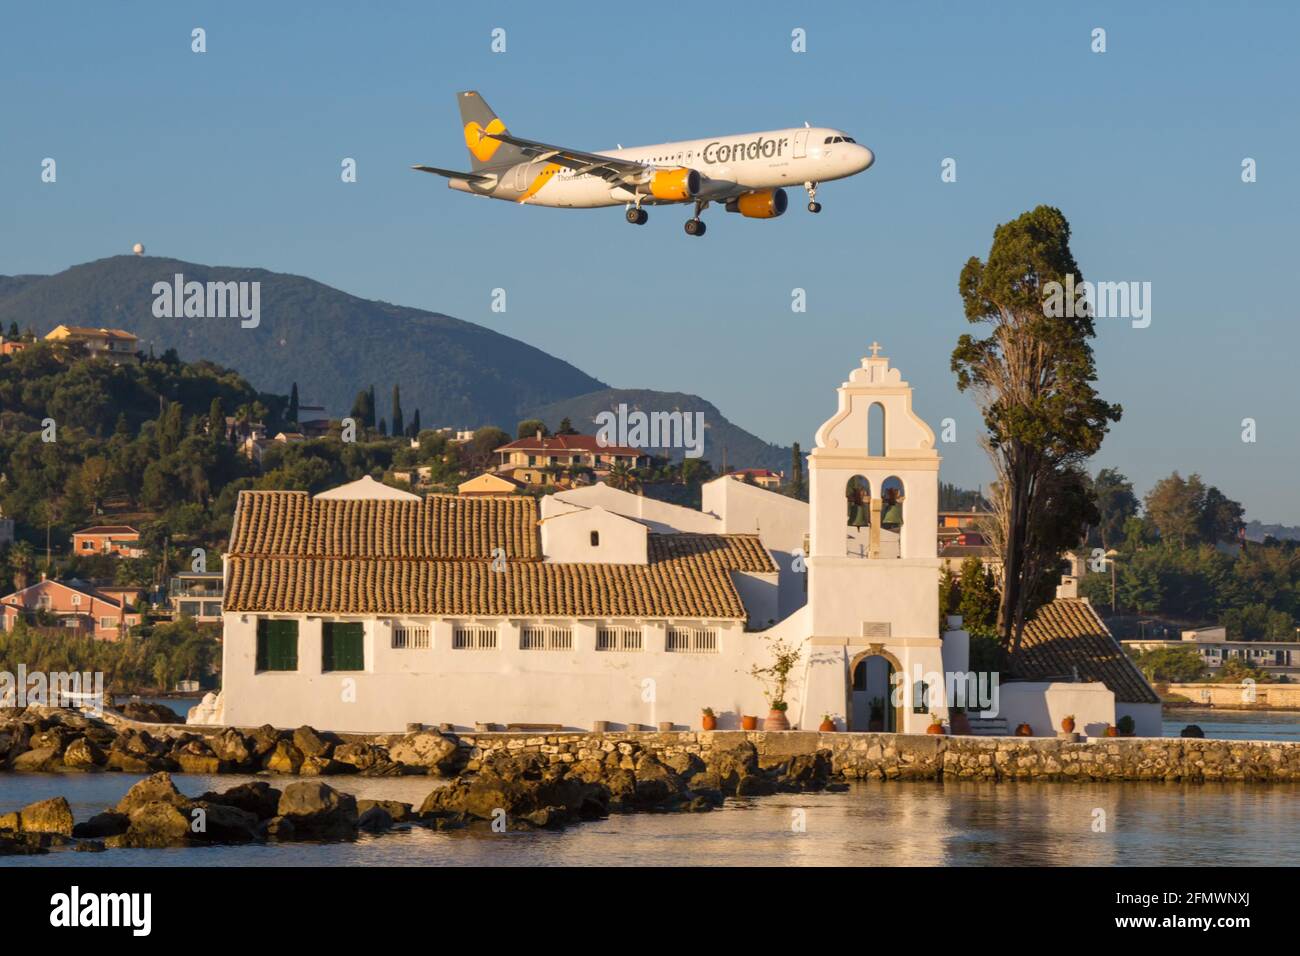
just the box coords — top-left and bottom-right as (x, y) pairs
(322, 622), (364, 672)
(257, 619), (299, 671)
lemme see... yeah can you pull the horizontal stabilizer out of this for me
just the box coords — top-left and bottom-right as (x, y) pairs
(411, 165), (493, 183)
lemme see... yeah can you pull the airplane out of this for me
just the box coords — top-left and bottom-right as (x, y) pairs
(413, 91), (874, 237)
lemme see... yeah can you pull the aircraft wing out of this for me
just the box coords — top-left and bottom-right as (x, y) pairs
(411, 165), (495, 183)
(482, 131), (647, 184)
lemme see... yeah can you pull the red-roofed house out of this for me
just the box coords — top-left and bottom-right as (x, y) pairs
(71, 525), (144, 558)
(727, 468), (783, 489)
(494, 433), (647, 486)
(1, 578), (142, 641)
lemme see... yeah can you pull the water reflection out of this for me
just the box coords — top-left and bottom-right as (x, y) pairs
(3, 773), (1297, 867)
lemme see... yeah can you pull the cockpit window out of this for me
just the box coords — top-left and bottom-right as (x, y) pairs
(824, 136), (857, 144)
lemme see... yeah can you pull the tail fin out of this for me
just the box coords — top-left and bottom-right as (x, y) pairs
(458, 91), (527, 172)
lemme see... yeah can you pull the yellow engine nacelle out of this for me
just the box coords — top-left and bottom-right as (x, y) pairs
(726, 188), (789, 219)
(648, 168), (701, 201)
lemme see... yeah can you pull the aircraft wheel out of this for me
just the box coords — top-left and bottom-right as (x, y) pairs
(685, 218), (706, 236)
(808, 201), (822, 214)
(626, 208), (642, 224)
(636, 208), (648, 225)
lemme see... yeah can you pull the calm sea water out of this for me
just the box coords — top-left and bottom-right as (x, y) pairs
(4, 767), (1299, 866)
(3, 708), (1294, 866)
(1161, 707), (1300, 741)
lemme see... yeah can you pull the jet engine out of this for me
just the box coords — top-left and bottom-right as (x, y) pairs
(726, 188), (788, 219)
(647, 168), (701, 201)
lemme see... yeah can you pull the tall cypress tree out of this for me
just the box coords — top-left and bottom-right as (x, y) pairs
(367, 385), (377, 428)
(391, 384), (404, 438)
(789, 442), (804, 498)
(288, 382), (299, 423)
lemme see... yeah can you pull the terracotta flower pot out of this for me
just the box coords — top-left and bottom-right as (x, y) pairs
(1105, 725), (1119, 737)
(819, 718), (835, 732)
(701, 714), (717, 731)
(741, 715), (758, 731)
(1015, 723), (1033, 737)
(926, 722), (945, 735)
(1061, 717), (1075, 734)
(868, 718), (884, 732)
(950, 711), (972, 735)
(764, 708), (791, 732)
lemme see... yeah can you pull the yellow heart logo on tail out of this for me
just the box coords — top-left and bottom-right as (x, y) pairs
(464, 118), (507, 162)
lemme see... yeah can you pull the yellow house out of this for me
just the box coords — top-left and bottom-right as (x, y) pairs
(45, 325), (139, 361)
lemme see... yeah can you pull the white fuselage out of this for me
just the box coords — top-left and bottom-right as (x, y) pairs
(450, 126), (874, 207)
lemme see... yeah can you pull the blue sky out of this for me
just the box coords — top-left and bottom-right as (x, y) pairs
(4, 1), (1298, 520)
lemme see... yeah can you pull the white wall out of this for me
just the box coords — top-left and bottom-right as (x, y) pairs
(540, 507), (648, 564)
(995, 681), (1116, 738)
(704, 477), (810, 620)
(545, 484), (722, 534)
(1116, 701), (1163, 737)
(218, 613), (799, 734)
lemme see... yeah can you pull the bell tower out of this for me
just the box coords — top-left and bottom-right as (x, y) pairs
(801, 344), (947, 732)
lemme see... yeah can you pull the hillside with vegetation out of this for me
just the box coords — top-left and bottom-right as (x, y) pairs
(0, 255), (608, 431)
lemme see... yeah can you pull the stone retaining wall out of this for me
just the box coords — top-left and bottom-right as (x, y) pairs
(456, 730), (1300, 782)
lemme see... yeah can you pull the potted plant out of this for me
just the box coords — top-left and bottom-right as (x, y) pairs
(751, 637), (800, 732)
(1060, 714), (1076, 734)
(701, 707), (717, 731)
(926, 713), (945, 735)
(1015, 722), (1033, 737)
(765, 700), (791, 732)
(1117, 715), (1135, 737)
(949, 705), (972, 735)
(741, 714), (758, 731)
(819, 714), (835, 732)
(1104, 723), (1119, 738)
(868, 697), (885, 732)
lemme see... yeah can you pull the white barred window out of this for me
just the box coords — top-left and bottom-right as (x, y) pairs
(452, 624), (498, 649)
(596, 626), (643, 652)
(520, 625), (573, 650)
(666, 626), (719, 654)
(392, 624), (430, 649)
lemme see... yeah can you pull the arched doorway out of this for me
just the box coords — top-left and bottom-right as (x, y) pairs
(849, 649), (904, 732)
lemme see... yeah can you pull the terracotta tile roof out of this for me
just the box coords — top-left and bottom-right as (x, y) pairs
(1014, 598), (1160, 704)
(224, 491), (774, 619)
(229, 491), (540, 560)
(73, 525), (139, 536)
(495, 434), (644, 456)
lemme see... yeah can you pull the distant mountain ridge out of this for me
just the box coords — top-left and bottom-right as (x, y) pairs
(0, 256), (791, 473)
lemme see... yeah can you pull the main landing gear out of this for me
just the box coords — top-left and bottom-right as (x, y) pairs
(805, 181), (822, 213)
(684, 199), (709, 237)
(625, 206), (648, 225)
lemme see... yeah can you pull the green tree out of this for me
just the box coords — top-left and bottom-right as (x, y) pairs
(1132, 647), (1205, 683)
(391, 384), (404, 438)
(517, 419), (548, 439)
(1145, 472), (1205, 547)
(1199, 486), (1245, 545)
(956, 556), (999, 638)
(951, 206), (1121, 657)
(288, 382), (299, 424)
(1089, 467), (1138, 550)
(788, 442), (804, 499)
(556, 417), (578, 435)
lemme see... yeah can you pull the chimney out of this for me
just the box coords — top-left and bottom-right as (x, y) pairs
(536, 429), (542, 440)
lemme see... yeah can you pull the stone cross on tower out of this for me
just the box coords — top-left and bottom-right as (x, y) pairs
(869, 341), (883, 358)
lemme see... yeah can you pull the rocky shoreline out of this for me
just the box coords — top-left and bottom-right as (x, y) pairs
(0, 705), (839, 856)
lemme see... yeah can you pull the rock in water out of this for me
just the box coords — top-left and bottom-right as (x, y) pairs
(387, 730), (459, 774)
(18, 797), (75, 836)
(116, 772), (189, 814)
(199, 781), (282, 820)
(276, 782), (358, 839)
(121, 701), (183, 724)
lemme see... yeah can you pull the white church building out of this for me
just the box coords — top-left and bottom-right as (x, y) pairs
(197, 347), (1161, 737)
